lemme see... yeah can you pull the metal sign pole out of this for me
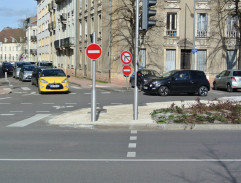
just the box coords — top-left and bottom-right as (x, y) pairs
(134, 0), (139, 120)
(91, 32), (96, 122)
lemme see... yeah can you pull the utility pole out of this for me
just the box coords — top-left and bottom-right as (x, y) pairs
(134, 0), (140, 120)
(192, 0), (196, 70)
(74, 0), (80, 76)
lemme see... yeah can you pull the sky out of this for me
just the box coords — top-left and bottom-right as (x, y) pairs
(0, 0), (37, 31)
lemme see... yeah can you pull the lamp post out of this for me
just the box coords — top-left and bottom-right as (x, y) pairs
(192, 0), (196, 70)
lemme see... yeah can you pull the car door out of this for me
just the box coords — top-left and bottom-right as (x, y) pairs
(169, 71), (192, 93)
(215, 71), (225, 88)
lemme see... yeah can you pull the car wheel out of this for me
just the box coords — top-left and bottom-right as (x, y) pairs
(158, 86), (169, 96)
(198, 86), (208, 96)
(213, 82), (217, 90)
(227, 84), (233, 92)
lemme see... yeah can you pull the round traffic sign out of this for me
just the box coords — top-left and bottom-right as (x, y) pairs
(86, 44), (102, 60)
(121, 51), (132, 65)
(122, 65), (132, 76)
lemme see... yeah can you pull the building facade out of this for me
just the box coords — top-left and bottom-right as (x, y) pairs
(36, 0), (51, 62)
(0, 28), (26, 63)
(24, 16), (38, 62)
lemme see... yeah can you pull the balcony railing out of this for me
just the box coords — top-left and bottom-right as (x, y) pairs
(63, 37), (75, 48)
(55, 0), (64, 5)
(197, 30), (207, 37)
(60, 13), (67, 24)
(166, 30), (177, 37)
(226, 30), (238, 38)
(31, 36), (37, 42)
(30, 49), (37, 55)
(54, 40), (60, 49)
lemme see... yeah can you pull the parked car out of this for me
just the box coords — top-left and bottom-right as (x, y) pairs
(37, 61), (53, 68)
(213, 70), (241, 92)
(38, 69), (70, 94)
(31, 67), (48, 86)
(143, 70), (210, 96)
(2, 62), (13, 74)
(19, 65), (36, 81)
(13, 62), (32, 78)
(129, 69), (161, 89)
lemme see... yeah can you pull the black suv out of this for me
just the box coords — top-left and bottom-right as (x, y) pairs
(129, 69), (160, 90)
(143, 70), (210, 96)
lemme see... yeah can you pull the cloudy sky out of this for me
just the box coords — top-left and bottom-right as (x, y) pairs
(0, 0), (37, 31)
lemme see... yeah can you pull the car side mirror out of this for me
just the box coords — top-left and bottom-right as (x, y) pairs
(171, 77), (176, 81)
(67, 75), (70, 78)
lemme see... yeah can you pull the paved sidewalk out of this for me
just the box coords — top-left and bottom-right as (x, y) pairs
(0, 78), (12, 95)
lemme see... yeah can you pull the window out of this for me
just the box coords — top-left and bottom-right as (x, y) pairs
(227, 50), (237, 69)
(166, 50), (176, 72)
(166, 13), (177, 37)
(226, 15), (238, 38)
(197, 50), (206, 71)
(173, 71), (190, 80)
(197, 13), (207, 37)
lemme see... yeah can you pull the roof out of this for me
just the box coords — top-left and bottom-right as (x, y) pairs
(0, 28), (26, 43)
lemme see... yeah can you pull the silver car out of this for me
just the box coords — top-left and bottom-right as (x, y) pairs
(19, 65), (35, 81)
(213, 70), (241, 92)
(13, 62), (32, 78)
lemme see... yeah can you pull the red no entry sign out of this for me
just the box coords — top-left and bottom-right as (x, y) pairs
(86, 44), (102, 60)
(121, 51), (132, 65)
(122, 65), (132, 76)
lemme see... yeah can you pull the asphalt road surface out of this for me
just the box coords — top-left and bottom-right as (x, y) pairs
(1, 71), (241, 183)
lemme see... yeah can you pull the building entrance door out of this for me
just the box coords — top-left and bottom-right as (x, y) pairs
(181, 50), (191, 69)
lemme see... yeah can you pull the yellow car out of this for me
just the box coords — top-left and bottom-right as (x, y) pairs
(38, 69), (70, 94)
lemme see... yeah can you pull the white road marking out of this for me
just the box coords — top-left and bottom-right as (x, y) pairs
(10, 111), (23, 113)
(130, 136), (137, 141)
(0, 97), (11, 100)
(84, 93), (91, 95)
(21, 103), (32, 105)
(101, 92), (111, 94)
(36, 111), (50, 113)
(0, 103), (10, 104)
(128, 143), (136, 148)
(127, 152), (136, 158)
(66, 106), (74, 108)
(0, 114), (14, 116)
(1, 159), (241, 162)
(71, 86), (82, 89)
(21, 87), (31, 91)
(7, 114), (50, 127)
(65, 103), (77, 105)
(43, 103), (55, 105)
(131, 130), (137, 134)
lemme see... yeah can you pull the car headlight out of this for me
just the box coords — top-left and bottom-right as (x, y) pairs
(62, 79), (68, 83)
(152, 81), (160, 86)
(40, 79), (48, 83)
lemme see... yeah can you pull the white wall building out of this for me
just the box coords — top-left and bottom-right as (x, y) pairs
(36, 0), (51, 62)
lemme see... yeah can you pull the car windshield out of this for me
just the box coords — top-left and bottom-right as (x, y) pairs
(149, 70), (160, 77)
(6, 64), (13, 68)
(41, 70), (66, 77)
(160, 70), (178, 78)
(40, 63), (53, 67)
(233, 71), (241, 76)
(24, 66), (35, 71)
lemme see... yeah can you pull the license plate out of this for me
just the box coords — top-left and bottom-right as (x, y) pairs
(50, 85), (60, 88)
(143, 86), (148, 89)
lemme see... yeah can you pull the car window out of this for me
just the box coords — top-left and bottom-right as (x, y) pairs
(224, 71), (230, 76)
(41, 70), (66, 77)
(24, 66), (35, 71)
(233, 71), (241, 76)
(150, 70), (160, 77)
(219, 71), (226, 77)
(160, 70), (178, 78)
(39, 63), (53, 67)
(173, 71), (190, 80)
(16, 63), (24, 68)
(191, 71), (205, 79)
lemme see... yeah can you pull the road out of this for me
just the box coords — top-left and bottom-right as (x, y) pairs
(1, 71), (241, 183)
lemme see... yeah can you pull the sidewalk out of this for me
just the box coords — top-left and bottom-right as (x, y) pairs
(49, 77), (241, 130)
(0, 78), (12, 95)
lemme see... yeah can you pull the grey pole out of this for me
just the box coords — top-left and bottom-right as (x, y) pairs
(74, 0), (80, 76)
(91, 32), (96, 122)
(134, 0), (139, 120)
(192, 0), (196, 70)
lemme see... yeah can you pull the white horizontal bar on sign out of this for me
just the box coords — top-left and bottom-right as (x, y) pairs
(88, 50), (100, 54)
(123, 69), (131, 71)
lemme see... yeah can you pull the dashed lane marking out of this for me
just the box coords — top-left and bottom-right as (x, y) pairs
(21, 87), (31, 91)
(127, 152), (136, 158)
(128, 143), (137, 148)
(0, 97), (11, 100)
(7, 114), (50, 127)
(130, 136), (137, 141)
(0, 114), (15, 116)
